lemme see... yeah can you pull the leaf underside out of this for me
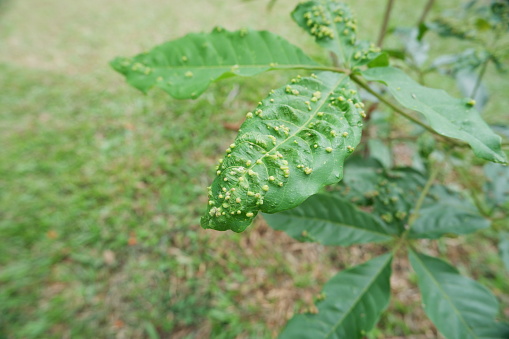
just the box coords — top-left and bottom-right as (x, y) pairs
(291, 0), (380, 68)
(201, 72), (365, 232)
(279, 253), (392, 339)
(362, 66), (507, 164)
(110, 28), (319, 99)
(409, 250), (506, 339)
(263, 194), (394, 246)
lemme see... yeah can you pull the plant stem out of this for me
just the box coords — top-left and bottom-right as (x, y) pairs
(377, 0), (395, 47)
(471, 57), (490, 100)
(452, 160), (491, 217)
(407, 164), (440, 228)
(267, 0), (277, 11)
(417, 0), (435, 26)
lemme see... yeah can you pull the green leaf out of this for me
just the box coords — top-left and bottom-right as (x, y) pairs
(362, 66), (507, 164)
(338, 158), (427, 233)
(263, 194), (394, 246)
(201, 72), (365, 232)
(110, 28), (319, 99)
(279, 253), (392, 339)
(394, 27), (429, 67)
(484, 163), (509, 209)
(367, 52), (390, 69)
(291, 1), (380, 68)
(339, 156), (384, 205)
(409, 250), (506, 339)
(410, 186), (491, 239)
(500, 232), (509, 272)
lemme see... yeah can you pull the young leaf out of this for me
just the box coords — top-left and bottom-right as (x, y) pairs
(362, 66), (507, 164)
(291, 1), (380, 68)
(410, 186), (491, 239)
(409, 250), (506, 339)
(500, 232), (509, 272)
(201, 72), (365, 232)
(263, 194), (394, 246)
(110, 28), (319, 99)
(279, 253), (392, 339)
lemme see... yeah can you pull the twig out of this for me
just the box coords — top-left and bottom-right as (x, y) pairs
(377, 0), (395, 47)
(407, 164), (440, 228)
(451, 157), (492, 217)
(417, 0), (435, 26)
(471, 57), (490, 100)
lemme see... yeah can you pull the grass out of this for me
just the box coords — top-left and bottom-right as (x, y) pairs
(1, 0), (508, 338)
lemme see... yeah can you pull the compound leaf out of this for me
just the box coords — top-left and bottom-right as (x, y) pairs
(410, 186), (491, 239)
(409, 250), (506, 339)
(362, 66), (507, 164)
(201, 72), (365, 232)
(279, 253), (392, 339)
(291, 1), (380, 68)
(263, 194), (394, 246)
(110, 28), (319, 99)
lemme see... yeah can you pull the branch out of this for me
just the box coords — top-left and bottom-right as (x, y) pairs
(407, 164), (439, 228)
(377, 0), (395, 47)
(471, 57), (490, 99)
(417, 0), (435, 26)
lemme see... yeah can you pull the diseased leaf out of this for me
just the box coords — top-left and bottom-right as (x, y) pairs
(279, 253), (392, 339)
(263, 194), (394, 246)
(409, 250), (506, 339)
(291, 1), (380, 68)
(110, 28), (319, 99)
(410, 186), (491, 239)
(362, 66), (507, 164)
(500, 232), (509, 272)
(336, 158), (427, 233)
(201, 72), (365, 232)
(455, 70), (489, 112)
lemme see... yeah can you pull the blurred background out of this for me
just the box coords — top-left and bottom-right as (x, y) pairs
(1, 0), (507, 338)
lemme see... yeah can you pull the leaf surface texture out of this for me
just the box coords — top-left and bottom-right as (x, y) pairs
(202, 72), (364, 232)
(111, 29), (319, 99)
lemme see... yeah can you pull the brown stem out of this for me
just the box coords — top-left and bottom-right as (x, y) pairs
(471, 57), (489, 100)
(377, 0), (395, 47)
(407, 164), (439, 228)
(417, 0), (435, 26)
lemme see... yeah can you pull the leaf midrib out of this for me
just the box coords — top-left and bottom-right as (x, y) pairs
(147, 63), (319, 71)
(321, 0), (348, 66)
(234, 74), (349, 187)
(278, 212), (391, 239)
(412, 251), (479, 339)
(323, 254), (392, 339)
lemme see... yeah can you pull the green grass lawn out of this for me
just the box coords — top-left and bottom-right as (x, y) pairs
(1, 0), (508, 338)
